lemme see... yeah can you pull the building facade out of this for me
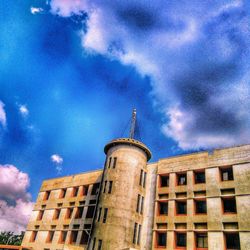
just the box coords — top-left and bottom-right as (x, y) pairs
(22, 138), (250, 250)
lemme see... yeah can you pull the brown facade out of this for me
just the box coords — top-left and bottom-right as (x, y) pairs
(22, 140), (250, 250)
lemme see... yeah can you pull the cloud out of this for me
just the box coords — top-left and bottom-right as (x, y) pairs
(0, 101), (7, 128)
(0, 165), (33, 233)
(19, 104), (29, 117)
(49, 0), (250, 149)
(30, 7), (44, 15)
(51, 154), (63, 174)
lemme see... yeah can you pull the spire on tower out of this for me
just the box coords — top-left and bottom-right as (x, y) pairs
(129, 108), (136, 139)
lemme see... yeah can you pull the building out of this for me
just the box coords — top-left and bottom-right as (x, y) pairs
(22, 113), (250, 250)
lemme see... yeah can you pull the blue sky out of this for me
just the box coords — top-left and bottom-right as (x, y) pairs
(0, 0), (250, 232)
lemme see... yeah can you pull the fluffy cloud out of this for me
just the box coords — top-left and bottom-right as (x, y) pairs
(0, 165), (33, 233)
(51, 154), (63, 174)
(49, 0), (250, 149)
(30, 7), (44, 15)
(19, 104), (29, 117)
(0, 101), (6, 128)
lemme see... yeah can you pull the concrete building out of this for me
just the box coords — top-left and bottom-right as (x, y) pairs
(22, 113), (250, 250)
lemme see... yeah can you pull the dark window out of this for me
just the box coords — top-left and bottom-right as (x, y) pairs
(46, 231), (55, 243)
(159, 202), (168, 215)
(70, 231), (78, 244)
(139, 170), (143, 186)
(59, 188), (66, 198)
(80, 231), (89, 245)
(176, 201), (187, 215)
(30, 231), (37, 242)
(43, 191), (50, 201)
(196, 233), (208, 248)
(91, 183), (100, 195)
(195, 171), (206, 184)
(136, 194), (141, 213)
(177, 174), (187, 185)
(113, 157), (117, 168)
(82, 185), (89, 196)
(92, 238), (96, 250)
(160, 175), (169, 187)
(108, 181), (113, 194)
(70, 202), (75, 206)
(103, 208), (108, 223)
(108, 157), (112, 168)
(225, 233), (240, 249)
(89, 200), (96, 204)
(86, 206), (95, 218)
(157, 232), (166, 247)
(65, 208), (73, 219)
(103, 181), (107, 193)
(140, 196), (144, 215)
(37, 210), (44, 221)
(97, 207), (102, 222)
(223, 198), (237, 213)
(75, 207), (84, 219)
(72, 187), (79, 197)
(195, 200), (207, 214)
(143, 172), (147, 188)
(137, 224), (141, 245)
(176, 233), (186, 247)
(133, 223), (138, 244)
(53, 209), (61, 220)
(97, 239), (102, 250)
(221, 167), (234, 181)
(59, 231), (67, 243)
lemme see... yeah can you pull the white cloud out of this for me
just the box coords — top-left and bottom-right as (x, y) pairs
(0, 101), (7, 128)
(30, 7), (44, 15)
(19, 104), (29, 117)
(0, 165), (34, 233)
(51, 154), (63, 174)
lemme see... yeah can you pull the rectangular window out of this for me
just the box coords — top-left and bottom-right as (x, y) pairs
(139, 170), (143, 186)
(86, 206), (95, 218)
(176, 201), (187, 215)
(43, 191), (50, 201)
(37, 210), (44, 221)
(108, 157), (112, 168)
(195, 171), (206, 184)
(225, 233), (240, 249)
(156, 232), (166, 247)
(159, 202), (168, 215)
(196, 233), (208, 249)
(80, 231), (89, 245)
(223, 197), (237, 213)
(70, 231), (78, 244)
(160, 175), (169, 187)
(46, 231), (55, 243)
(113, 157), (117, 168)
(97, 240), (102, 250)
(221, 167), (234, 181)
(30, 231), (37, 242)
(177, 173), (187, 185)
(133, 223), (138, 244)
(59, 231), (67, 243)
(176, 233), (186, 247)
(103, 208), (108, 223)
(195, 200), (207, 214)
(91, 183), (100, 195)
(137, 224), (141, 245)
(59, 188), (66, 198)
(53, 209), (61, 220)
(75, 207), (84, 219)
(81, 185), (89, 196)
(97, 207), (102, 222)
(92, 238), (96, 250)
(72, 187), (79, 197)
(65, 208), (73, 219)
(103, 181), (107, 193)
(136, 194), (141, 213)
(143, 172), (147, 188)
(108, 181), (113, 194)
(140, 196), (144, 215)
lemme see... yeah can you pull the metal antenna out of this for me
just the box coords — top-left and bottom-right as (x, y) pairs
(129, 109), (137, 139)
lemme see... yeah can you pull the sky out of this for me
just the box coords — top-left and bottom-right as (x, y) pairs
(0, 0), (250, 232)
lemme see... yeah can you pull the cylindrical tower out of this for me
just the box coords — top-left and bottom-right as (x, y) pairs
(90, 137), (151, 250)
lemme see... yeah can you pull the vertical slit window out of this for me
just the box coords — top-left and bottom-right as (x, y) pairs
(103, 181), (107, 193)
(108, 181), (113, 194)
(139, 170), (143, 186)
(97, 207), (102, 222)
(108, 157), (112, 168)
(136, 194), (141, 213)
(103, 208), (108, 223)
(143, 172), (147, 188)
(133, 223), (138, 244)
(113, 157), (117, 168)
(140, 196), (144, 214)
(92, 238), (96, 250)
(137, 224), (141, 245)
(97, 240), (102, 250)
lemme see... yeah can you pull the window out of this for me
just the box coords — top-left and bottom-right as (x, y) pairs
(156, 232), (166, 247)
(221, 167), (234, 181)
(75, 207), (84, 219)
(59, 188), (66, 198)
(70, 202), (75, 206)
(43, 191), (50, 201)
(97, 207), (102, 222)
(159, 202), (168, 215)
(176, 201), (187, 215)
(70, 231), (78, 244)
(37, 210), (44, 221)
(224, 233), (240, 249)
(72, 187), (79, 197)
(30, 231), (37, 242)
(108, 181), (113, 194)
(136, 194), (141, 213)
(103, 208), (108, 223)
(103, 181), (107, 193)
(82, 185), (89, 196)
(92, 238), (96, 250)
(176, 233), (186, 248)
(108, 157), (112, 168)
(113, 157), (117, 168)
(140, 196), (144, 214)
(143, 172), (147, 188)
(57, 203), (63, 207)
(79, 201), (85, 206)
(196, 233), (208, 249)
(137, 224), (141, 245)
(59, 231), (67, 243)
(80, 231), (89, 245)
(89, 200), (96, 205)
(194, 171), (205, 184)
(133, 223), (138, 244)
(65, 208), (73, 219)
(53, 209), (61, 220)
(160, 175), (169, 187)
(86, 206), (95, 218)
(139, 170), (143, 186)
(91, 183), (100, 195)
(223, 197), (237, 213)
(97, 240), (102, 250)
(195, 200), (207, 214)
(177, 173), (187, 185)
(46, 231), (55, 243)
